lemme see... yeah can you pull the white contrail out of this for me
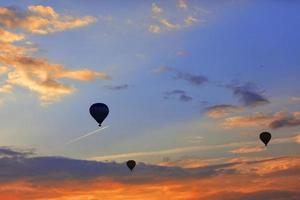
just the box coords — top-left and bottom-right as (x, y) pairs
(66, 125), (110, 145)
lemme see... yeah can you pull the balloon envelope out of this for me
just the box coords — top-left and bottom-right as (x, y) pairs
(260, 132), (272, 146)
(89, 103), (109, 126)
(126, 160), (136, 171)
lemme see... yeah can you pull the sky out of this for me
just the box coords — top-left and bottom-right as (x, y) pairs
(0, 0), (300, 199)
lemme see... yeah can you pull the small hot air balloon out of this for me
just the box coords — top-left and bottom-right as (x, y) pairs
(260, 131), (272, 146)
(126, 160), (136, 171)
(89, 103), (109, 127)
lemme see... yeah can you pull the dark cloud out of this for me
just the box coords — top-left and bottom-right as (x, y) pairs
(154, 66), (208, 86)
(228, 83), (269, 107)
(207, 190), (300, 200)
(269, 116), (300, 129)
(164, 90), (193, 102)
(174, 71), (208, 86)
(0, 147), (34, 158)
(104, 84), (129, 90)
(0, 147), (238, 183)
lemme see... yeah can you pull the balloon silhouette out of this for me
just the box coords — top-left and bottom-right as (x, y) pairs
(126, 160), (136, 171)
(89, 103), (109, 127)
(260, 132), (272, 146)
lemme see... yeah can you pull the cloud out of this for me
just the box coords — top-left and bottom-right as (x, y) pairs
(0, 53), (110, 103)
(0, 84), (12, 93)
(223, 111), (300, 130)
(184, 16), (198, 25)
(175, 71), (208, 86)
(223, 112), (300, 129)
(205, 104), (243, 118)
(0, 6), (96, 34)
(176, 50), (188, 56)
(0, 5), (110, 103)
(164, 90), (193, 102)
(177, 0), (188, 9)
(0, 148), (299, 199)
(206, 190), (300, 200)
(90, 141), (262, 161)
(159, 157), (229, 169)
(295, 134), (300, 144)
(0, 147), (238, 184)
(228, 83), (269, 107)
(152, 3), (163, 14)
(152, 66), (173, 74)
(229, 146), (266, 154)
(269, 112), (300, 129)
(0, 66), (9, 74)
(104, 84), (129, 91)
(154, 66), (208, 86)
(223, 112), (272, 128)
(158, 18), (181, 30)
(0, 29), (25, 42)
(148, 24), (161, 33)
(148, 1), (201, 34)
(0, 147), (34, 158)
(289, 96), (300, 103)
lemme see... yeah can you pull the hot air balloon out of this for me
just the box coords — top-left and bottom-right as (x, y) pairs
(89, 103), (109, 127)
(260, 132), (272, 146)
(126, 160), (136, 171)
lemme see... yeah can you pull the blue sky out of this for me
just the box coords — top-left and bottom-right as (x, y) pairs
(0, 0), (300, 163)
(1, 1), (300, 199)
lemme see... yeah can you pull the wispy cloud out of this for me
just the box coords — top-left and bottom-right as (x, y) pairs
(148, 1), (202, 33)
(0, 6), (96, 34)
(229, 146), (266, 154)
(205, 104), (243, 118)
(229, 83), (270, 107)
(223, 111), (300, 130)
(152, 3), (163, 14)
(289, 96), (300, 103)
(184, 16), (198, 25)
(164, 89), (193, 102)
(177, 0), (188, 9)
(104, 84), (129, 91)
(155, 66), (208, 86)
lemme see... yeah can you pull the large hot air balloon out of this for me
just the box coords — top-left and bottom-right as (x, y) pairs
(89, 103), (109, 127)
(126, 160), (136, 171)
(260, 132), (272, 146)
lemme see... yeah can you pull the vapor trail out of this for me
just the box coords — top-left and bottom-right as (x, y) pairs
(66, 125), (110, 145)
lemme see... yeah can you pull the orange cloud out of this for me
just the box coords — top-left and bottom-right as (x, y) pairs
(0, 5), (96, 34)
(0, 6), (110, 103)
(0, 147), (299, 200)
(295, 134), (300, 144)
(159, 157), (229, 168)
(206, 104), (243, 118)
(148, 1), (201, 34)
(222, 111), (300, 129)
(223, 112), (272, 128)
(0, 29), (25, 42)
(0, 54), (110, 103)
(0, 66), (8, 74)
(229, 146), (266, 154)
(1, 157), (300, 199)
